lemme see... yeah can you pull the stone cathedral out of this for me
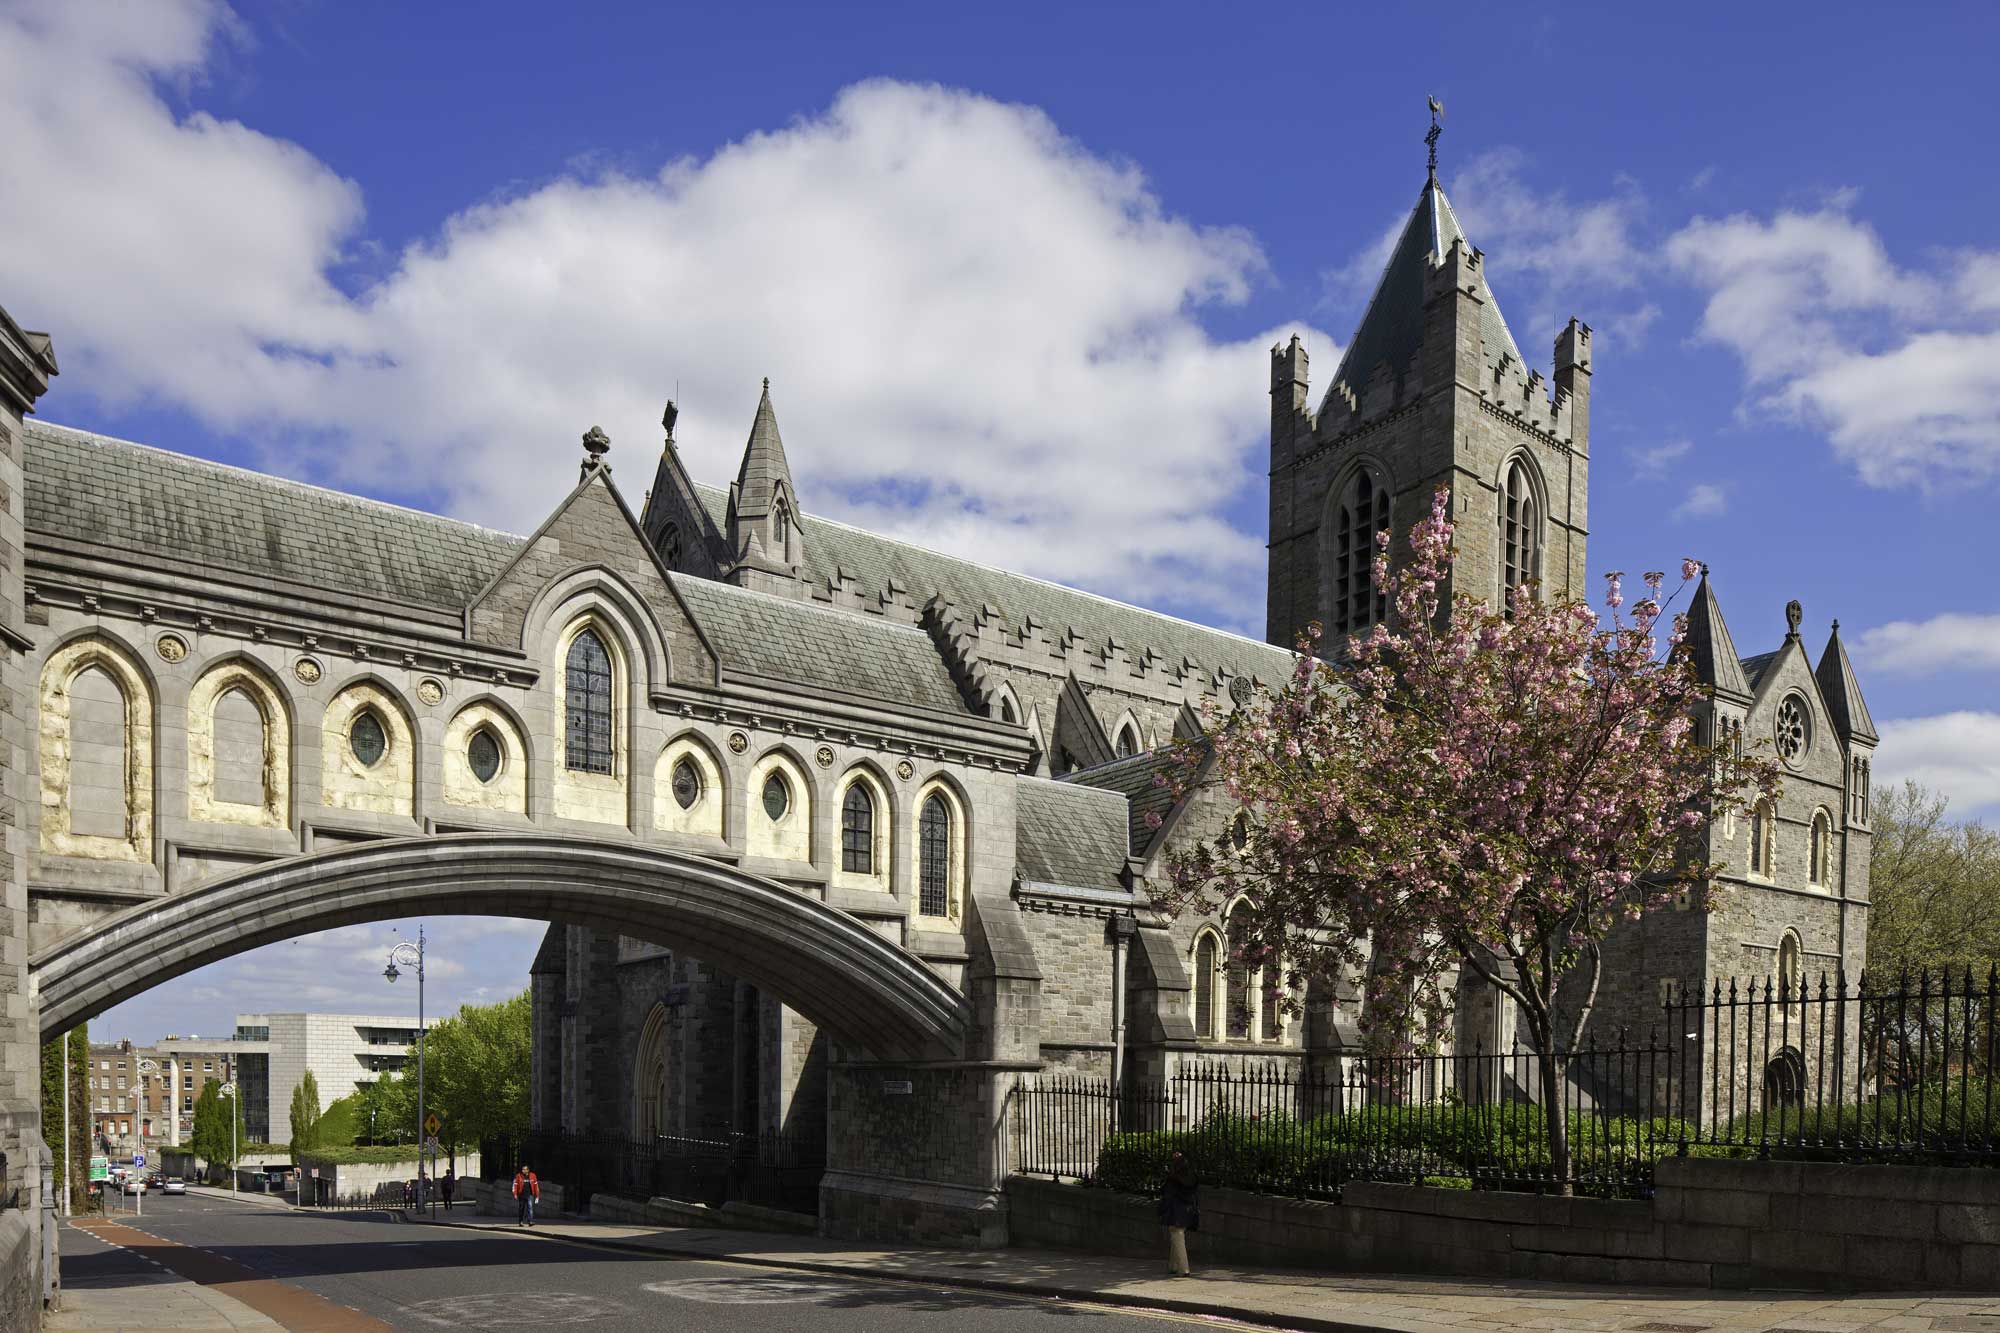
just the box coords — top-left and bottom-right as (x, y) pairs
(0, 160), (1874, 1268)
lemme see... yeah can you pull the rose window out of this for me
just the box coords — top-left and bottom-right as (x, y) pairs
(1775, 696), (1809, 765)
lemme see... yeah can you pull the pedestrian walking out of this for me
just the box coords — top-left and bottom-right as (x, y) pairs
(513, 1164), (539, 1227)
(441, 1167), (456, 1211)
(1158, 1151), (1199, 1277)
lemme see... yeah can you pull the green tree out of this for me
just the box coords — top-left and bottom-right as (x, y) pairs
(1865, 780), (2000, 979)
(423, 992), (532, 1148)
(39, 1025), (93, 1212)
(288, 1069), (322, 1152)
(355, 1074), (413, 1145)
(190, 1081), (245, 1178)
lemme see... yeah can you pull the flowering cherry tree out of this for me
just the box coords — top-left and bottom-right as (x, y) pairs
(1161, 488), (1779, 1186)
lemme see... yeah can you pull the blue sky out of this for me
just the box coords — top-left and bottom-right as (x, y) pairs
(5, 1), (1995, 1042)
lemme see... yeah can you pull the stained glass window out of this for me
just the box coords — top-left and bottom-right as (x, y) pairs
(350, 711), (386, 768)
(1225, 904), (1253, 1040)
(841, 783), (875, 875)
(1809, 810), (1831, 885)
(671, 757), (701, 810)
(1114, 723), (1139, 758)
(565, 628), (614, 775)
(1776, 695), (1809, 765)
(468, 729), (501, 783)
(919, 793), (951, 916)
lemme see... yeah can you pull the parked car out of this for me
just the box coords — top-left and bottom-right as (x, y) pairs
(120, 1176), (144, 1195)
(144, 1172), (164, 1189)
(161, 1177), (186, 1196)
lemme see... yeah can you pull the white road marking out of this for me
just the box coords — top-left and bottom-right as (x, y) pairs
(404, 1291), (629, 1326)
(642, 1273), (892, 1305)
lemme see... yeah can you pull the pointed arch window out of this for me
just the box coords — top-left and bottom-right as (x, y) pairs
(1778, 931), (1803, 1001)
(841, 783), (876, 875)
(1225, 902), (1254, 1040)
(919, 793), (952, 917)
(1750, 799), (1775, 878)
(771, 499), (791, 557)
(565, 627), (615, 775)
(1193, 933), (1220, 1040)
(658, 522), (683, 570)
(1808, 809), (1833, 887)
(1502, 458), (1543, 609)
(1331, 469), (1391, 639)
(1114, 721), (1140, 758)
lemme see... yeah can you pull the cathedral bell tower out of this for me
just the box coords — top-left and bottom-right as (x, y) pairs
(1266, 126), (1591, 652)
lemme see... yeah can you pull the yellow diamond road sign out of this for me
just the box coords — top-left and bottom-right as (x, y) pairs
(424, 1112), (441, 1137)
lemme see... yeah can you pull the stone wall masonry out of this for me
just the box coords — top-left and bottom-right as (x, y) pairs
(1005, 1157), (2000, 1291)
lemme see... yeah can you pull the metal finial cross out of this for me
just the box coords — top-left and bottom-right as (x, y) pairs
(1426, 95), (1444, 180)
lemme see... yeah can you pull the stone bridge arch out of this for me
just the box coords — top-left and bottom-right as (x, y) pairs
(30, 832), (970, 1064)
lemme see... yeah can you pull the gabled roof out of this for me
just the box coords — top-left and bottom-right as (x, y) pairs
(1324, 175), (1525, 411)
(1738, 651), (1780, 691)
(1815, 622), (1878, 744)
(687, 484), (1298, 689)
(1054, 674), (1115, 772)
(1683, 571), (1753, 699)
(670, 573), (970, 716)
(1062, 747), (1190, 862)
(1014, 776), (1129, 893)
(24, 420), (523, 609)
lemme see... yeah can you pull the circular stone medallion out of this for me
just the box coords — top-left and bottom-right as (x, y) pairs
(416, 677), (445, 706)
(896, 759), (915, 782)
(294, 657), (324, 685)
(154, 633), (188, 663)
(727, 730), (749, 754)
(815, 744), (835, 768)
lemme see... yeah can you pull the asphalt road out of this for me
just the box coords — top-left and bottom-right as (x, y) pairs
(66, 1191), (1196, 1331)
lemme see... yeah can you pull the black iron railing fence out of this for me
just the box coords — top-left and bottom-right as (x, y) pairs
(1017, 968), (2000, 1199)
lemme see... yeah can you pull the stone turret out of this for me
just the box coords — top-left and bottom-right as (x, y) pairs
(1814, 621), (1878, 746)
(1683, 569), (1752, 701)
(725, 379), (805, 595)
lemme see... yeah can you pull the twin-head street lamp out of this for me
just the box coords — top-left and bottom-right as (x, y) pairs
(384, 926), (432, 1213)
(218, 1081), (238, 1192)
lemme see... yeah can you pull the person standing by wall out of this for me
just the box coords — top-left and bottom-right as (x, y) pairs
(1158, 1151), (1199, 1277)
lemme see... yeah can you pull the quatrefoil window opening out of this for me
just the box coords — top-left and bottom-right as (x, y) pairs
(1775, 695), (1810, 766)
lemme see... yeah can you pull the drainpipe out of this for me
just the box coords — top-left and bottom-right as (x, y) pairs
(1110, 916), (1135, 1129)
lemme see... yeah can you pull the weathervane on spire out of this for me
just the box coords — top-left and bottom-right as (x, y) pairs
(1426, 95), (1445, 180)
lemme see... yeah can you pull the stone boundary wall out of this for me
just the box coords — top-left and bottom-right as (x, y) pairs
(471, 1177), (566, 1218)
(586, 1192), (816, 1235)
(1006, 1158), (2000, 1291)
(0, 1210), (38, 1333)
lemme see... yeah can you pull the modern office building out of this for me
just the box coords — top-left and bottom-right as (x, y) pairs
(229, 1012), (431, 1144)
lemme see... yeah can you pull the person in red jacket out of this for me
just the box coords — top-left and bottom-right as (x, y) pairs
(512, 1165), (540, 1227)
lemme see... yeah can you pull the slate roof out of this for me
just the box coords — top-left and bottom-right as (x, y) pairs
(669, 573), (970, 715)
(1739, 651), (1780, 691)
(1324, 176), (1526, 411)
(23, 420), (524, 609)
(1062, 747), (1196, 861)
(690, 484), (1298, 689)
(1014, 776), (1130, 892)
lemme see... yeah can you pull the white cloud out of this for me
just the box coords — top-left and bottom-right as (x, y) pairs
(1877, 712), (2000, 817)
(1674, 482), (1728, 519)
(1857, 612), (2000, 674)
(0, 1), (1331, 621)
(1632, 438), (1693, 478)
(1665, 203), (2000, 488)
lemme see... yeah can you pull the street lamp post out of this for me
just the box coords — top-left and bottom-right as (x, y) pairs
(219, 1081), (238, 1193)
(384, 927), (428, 1216)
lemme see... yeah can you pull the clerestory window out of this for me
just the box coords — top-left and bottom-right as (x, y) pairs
(565, 628), (615, 775)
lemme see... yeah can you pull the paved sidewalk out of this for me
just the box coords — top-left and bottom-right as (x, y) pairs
(50, 1221), (280, 1332)
(415, 1211), (2000, 1333)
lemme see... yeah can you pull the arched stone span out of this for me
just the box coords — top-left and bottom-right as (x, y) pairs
(30, 832), (969, 1063)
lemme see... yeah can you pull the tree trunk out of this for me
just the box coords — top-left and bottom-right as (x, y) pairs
(1538, 1036), (1572, 1195)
